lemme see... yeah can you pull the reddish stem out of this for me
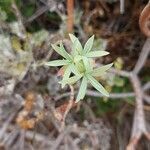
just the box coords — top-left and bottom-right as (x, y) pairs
(139, 3), (150, 37)
(67, 0), (74, 33)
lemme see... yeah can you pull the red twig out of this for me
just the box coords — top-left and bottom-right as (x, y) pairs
(67, 0), (74, 33)
(60, 85), (75, 130)
(139, 2), (150, 37)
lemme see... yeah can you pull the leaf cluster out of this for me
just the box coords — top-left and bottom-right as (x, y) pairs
(45, 34), (113, 102)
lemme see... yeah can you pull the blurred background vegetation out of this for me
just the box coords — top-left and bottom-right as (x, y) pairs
(0, 0), (149, 150)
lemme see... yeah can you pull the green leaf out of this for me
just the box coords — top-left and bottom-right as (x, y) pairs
(87, 75), (109, 97)
(84, 35), (94, 53)
(70, 63), (80, 76)
(73, 39), (83, 55)
(76, 76), (88, 103)
(45, 60), (70, 66)
(86, 51), (109, 58)
(59, 42), (72, 60)
(82, 56), (92, 72)
(69, 34), (82, 54)
(61, 65), (72, 88)
(60, 74), (83, 85)
(92, 63), (113, 77)
(22, 4), (35, 17)
(51, 44), (65, 58)
(75, 60), (85, 73)
(69, 33), (78, 43)
(51, 43), (72, 60)
(74, 55), (82, 63)
(71, 40), (79, 56)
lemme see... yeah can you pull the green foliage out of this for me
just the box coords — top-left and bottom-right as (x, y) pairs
(22, 4), (35, 17)
(0, 0), (17, 22)
(45, 34), (113, 102)
(0, 7), (7, 21)
(95, 98), (121, 116)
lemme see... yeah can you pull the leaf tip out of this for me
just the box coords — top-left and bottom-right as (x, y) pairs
(110, 62), (114, 67)
(105, 51), (110, 55)
(91, 35), (95, 39)
(69, 33), (74, 39)
(51, 43), (55, 47)
(75, 99), (81, 103)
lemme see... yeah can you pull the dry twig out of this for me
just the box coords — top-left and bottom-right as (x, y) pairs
(126, 37), (150, 149)
(61, 85), (74, 129)
(11, 0), (26, 39)
(67, 0), (74, 33)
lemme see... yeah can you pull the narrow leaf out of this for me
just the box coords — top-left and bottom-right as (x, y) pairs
(59, 42), (72, 60)
(51, 43), (72, 60)
(86, 51), (109, 58)
(71, 41), (78, 56)
(76, 76), (88, 103)
(87, 75), (109, 97)
(69, 34), (83, 54)
(69, 33), (78, 43)
(74, 55), (82, 63)
(51, 44), (64, 57)
(72, 39), (82, 55)
(82, 56), (92, 72)
(60, 75), (82, 85)
(84, 35), (94, 53)
(92, 63), (113, 77)
(70, 63), (80, 76)
(61, 65), (72, 88)
(45, 60), (70, 66)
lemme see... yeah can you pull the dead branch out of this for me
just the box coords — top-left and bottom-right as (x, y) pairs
(44, 98), (62, 133)
(60, 85), (75, 130)
(51, 126), (72, 150)
(133, 38), (150, 74)
(55, 91), (135, 101)
(126, 37), (150, 149)
(127, 74), (147, 150)
(25, 6), (49, 24)
(120, 0), (125, 14)
(0, 113), (16, 140)
(11, 1), (26, 39)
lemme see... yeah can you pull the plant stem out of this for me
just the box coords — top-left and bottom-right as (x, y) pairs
(67, 0), (74, 33)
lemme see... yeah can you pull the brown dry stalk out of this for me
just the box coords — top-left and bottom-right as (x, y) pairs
(67, 0), (74, 33)
(139, 2), (150, 37)
(54, 86), (75, 131)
